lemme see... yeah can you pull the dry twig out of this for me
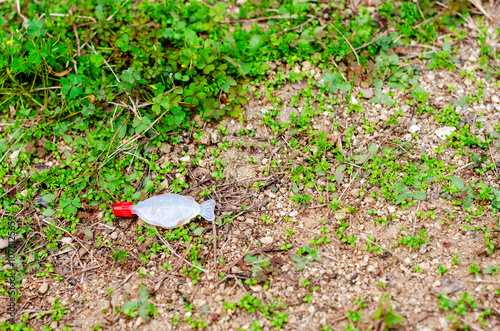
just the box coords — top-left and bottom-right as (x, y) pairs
(331, 25), (360, 66)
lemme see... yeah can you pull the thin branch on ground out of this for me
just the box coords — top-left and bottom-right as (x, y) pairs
(331, 25), (360, 66)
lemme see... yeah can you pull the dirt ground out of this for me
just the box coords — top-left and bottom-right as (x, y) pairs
(3, 11), (500, 331)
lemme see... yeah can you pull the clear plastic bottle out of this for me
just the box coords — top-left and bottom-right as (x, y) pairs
(113, 194), (216, 229)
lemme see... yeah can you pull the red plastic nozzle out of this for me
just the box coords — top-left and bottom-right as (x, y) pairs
(113, 201), (133, 217)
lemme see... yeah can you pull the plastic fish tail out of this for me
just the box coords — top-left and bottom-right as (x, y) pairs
(199, 199), (216, 221)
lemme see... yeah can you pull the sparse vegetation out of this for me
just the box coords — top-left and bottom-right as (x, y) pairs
(1, 0), (500, 329)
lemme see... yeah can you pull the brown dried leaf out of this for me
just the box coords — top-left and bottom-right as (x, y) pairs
(292, 81), (308, 90)
(394, 46), (414, 55)
(469, 0), (495, 23)
(55, 265), (71, 276)
(83, 229), (93, 240)
(3, 184), (16, 199)
(138, 242), (148, 252)
(435, 278), (463, 294)
(36, 163), (50, 170)
(328, 132), (342, 149)
(48, 66), (72, 77)
(79, 247), (88, 257)
(36, 147), (46, 158)
(24, 141), (36, 154)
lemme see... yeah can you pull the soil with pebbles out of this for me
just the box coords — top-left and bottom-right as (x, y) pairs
(6, 16), (500, 331)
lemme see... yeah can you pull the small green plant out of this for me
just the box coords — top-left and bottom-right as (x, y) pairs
(397, 228), (429, 248)
(424, 42), (459, 70)
(172, 314), (180, 326)
(122, 287), (158, 321)
(478, 309), (491, 327)
(337, 219), (357, 247)
(373, 293), (403, 327)
(302, 292), (312, 303)
(113, 250), (129, 265)
(261, 215), (271, 224)
(437, 265), (447, 275)
(309, 236), (331, 246)
(483, 265), (498, 276)
(280, 242), (292, 251)
(438, 293), (478, 318)
(470, 262), (481, 276)
(49, 299), (68, 322)
(301, 278), (310, 287)
(291, 246), (322, 271)
(363, 236), (382, 255)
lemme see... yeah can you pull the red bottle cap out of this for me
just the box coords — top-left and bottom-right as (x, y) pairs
(113, 201), (133, 217)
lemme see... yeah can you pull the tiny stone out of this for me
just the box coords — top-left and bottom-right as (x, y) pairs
(199, 134), (210, 145)
(267, 62), (277, 70)
(160, 178), (169, 189)
(439, 317), (448, 329)
(110, 232), (118, 240)
(183, 145), (189, 152)
(261, 236), (273, 245)
(408, 125), (420, 133)
(68, 278), (77, 286)
(302, 61), (312, 72)
(334, 213), (347, 220)
(359, 88), (373, 99)
(252, 285), (263, 292)
(210, 132), (219, 144)
(39, 282), (49, 294)
(364, 197), (375, 204)
(303, 218), (316, 228)
(435, 126), (456, 140)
